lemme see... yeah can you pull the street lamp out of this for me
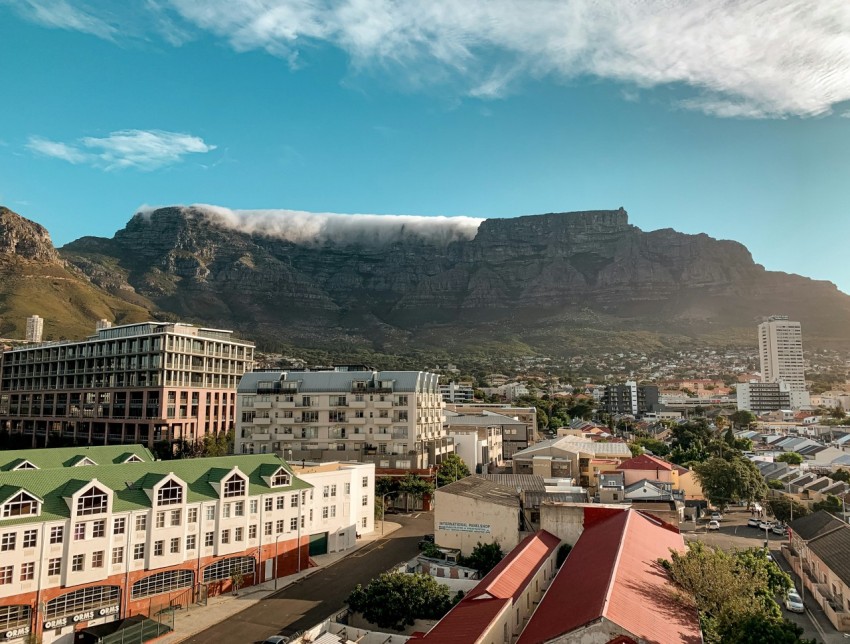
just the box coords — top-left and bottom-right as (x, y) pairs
(380, 492), (394, 536)
(273, 532), (287, 590)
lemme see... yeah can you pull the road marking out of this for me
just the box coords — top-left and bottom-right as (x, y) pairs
(806, 607), (827, 642)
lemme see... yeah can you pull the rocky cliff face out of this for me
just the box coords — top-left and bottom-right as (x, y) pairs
(0, 206), (60, 263)
(55, 205), (850, 352)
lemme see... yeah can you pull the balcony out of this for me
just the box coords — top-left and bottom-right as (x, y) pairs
(349, 417), (366, 425)
(374, 401), (392, 409)
(249, 432), (271, 441)
(252, 417), (272, 426)
(375, 417), (392, 425)
(277, 400), (296, 408)
(349, 401), (366, 409)
(254, 401), (272, 409)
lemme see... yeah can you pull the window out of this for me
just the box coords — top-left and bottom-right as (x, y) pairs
(157, 479), (183, 505)
(362, 495), (368, 507)
(323, 486), (329, 499)
(362, 517), (367, 528)
(222, 503), (231, 519)
(221, 529), (230, 544)
(204, 532), (214, 547)
(322, 507), (329, 519)
(186, 534), (196, 551)
(72, 554), (84, 572)
(249, 525), (257, 540)
(276, 520), (285, 534)
(234, 501), (244, 517)
(206, 506), (215, 521)
(290, 517), (297, 531)
(48, 558), (61, 576)
(362, 476), (369, 487)
(330, 506), (336, 518)
(250, 499), (258, 514)
(1, 532), (16, 551)
(156, 511), (166, 528)
(132, 569), (193, 599)
(92, 551), (104, 568)
(265, 522), (273, 536)
(76, 487), (109, 515)
(203, 556), (254, 583)
(188, 507), (198, 523)
(272, 470), (290, 487)
(330, 485), (337, 497)
(235, 527), (243, 542)
(344, 483), (351, 494)
(0, 605), (31, 631)
(2, 491), (39, 518)
(113, 517), (126, 534)
(112, 547), (123, 565)
(264, 498), (273, 512)
(20, 562), (34, 581)
(74, 523), (86, 541)
(170, 538), (180, 554)
(133, 544), (145, 560)
(290, 494), (298, 508)
(50, 526), (64, 544)
(277, 496), (285, 510)
(0, 566), (12, 584)
(223, 474), (246, 498)
(154, 541), (164, 556)
(92, 520), (106, 538)
(45, 586), (120, 620)
(135, 515), (147, 532)
(171, 509), (182, 526)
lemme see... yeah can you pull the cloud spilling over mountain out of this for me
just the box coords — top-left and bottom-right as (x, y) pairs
(135, 204), (485, 246)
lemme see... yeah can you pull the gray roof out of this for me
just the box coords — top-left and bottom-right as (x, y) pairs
(238, 370), (438, 394)
(435, 476), (520, 508)
(445, 411), (527, 427)
(807, 524), (850, 589)
(479, 474), (546, 492)
(512, 437), (631, 459)
(789, 510), (846, 541)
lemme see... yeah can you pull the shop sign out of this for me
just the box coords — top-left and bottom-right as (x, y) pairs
(44, 605), (119, 630)
(3, 627), (30, 640)
(438, 521), (491, 534)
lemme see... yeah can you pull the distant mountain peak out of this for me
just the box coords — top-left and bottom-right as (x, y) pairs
(0, 206), (60, 263)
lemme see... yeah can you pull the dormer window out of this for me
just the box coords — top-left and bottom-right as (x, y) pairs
(2, 491), (40, 518)
(223, 473), (246, 498)
(12, 460), (38, 471)
(77, 487), (109, 515)
(124, 454), (144, 464)
(157, 479), (183, 506)
(271, 469), (291, 488)
(74, 456), (97, 467)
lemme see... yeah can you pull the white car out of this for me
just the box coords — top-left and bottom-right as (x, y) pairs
(707, 520), (720, 531)
(710, 512), (722, 521)
(785, 590), (805, 613)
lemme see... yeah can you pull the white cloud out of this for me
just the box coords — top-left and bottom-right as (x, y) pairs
(10, 0), (850, 118)
(137, 203), (485, 246)
(9, 0), (117, 39)
(26, 130), (215, 170)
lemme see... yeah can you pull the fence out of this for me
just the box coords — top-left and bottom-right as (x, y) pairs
(96, 618), (172, 644)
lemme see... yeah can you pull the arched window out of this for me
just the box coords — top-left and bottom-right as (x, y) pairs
(76, 487), (109, 516)
(223, 473), (246, 498)
(132, 569), (193, 599)
(157, 479), (183, 506)
(45, 586), (119, 619)
(203, 556), (255, 583)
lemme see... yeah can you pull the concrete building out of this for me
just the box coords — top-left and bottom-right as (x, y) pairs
(25, 316), (43, 343)
(411, 531), (561, 644)
(510, 436), (632, 490)
(517, 509), (701, 644)
(439, 382), (474, 404)
(444, 410), (504, 474)
(0, 322), (254, 446)
(599, 381), (660, 417)
(235, 368), (448, 471)
(737, 381), (792, 414)
(0, 446), (372, 644)
(758, 316), (810, 408)
(445, 404), (537, 460)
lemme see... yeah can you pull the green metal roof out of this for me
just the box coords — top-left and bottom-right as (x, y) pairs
(0, 445), (155, 471)
(0, 454), (311, 527)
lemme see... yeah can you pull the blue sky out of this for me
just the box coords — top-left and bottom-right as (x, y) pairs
(1, 1), (850, 292)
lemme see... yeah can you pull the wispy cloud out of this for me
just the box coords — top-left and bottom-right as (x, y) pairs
(10, 0), (850, 119)
(26, 129), (216, 170)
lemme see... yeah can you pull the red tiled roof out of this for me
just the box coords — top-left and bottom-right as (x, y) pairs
(517, 510), (701, 644)
(615, 454), (675, 472)
(414, 530), (561, 643)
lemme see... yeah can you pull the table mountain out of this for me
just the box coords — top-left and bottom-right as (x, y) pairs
(0, 207), (151, 341)
(56, 205), (850, 353)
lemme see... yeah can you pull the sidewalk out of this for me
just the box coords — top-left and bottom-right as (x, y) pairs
(155, 521), (402, 644)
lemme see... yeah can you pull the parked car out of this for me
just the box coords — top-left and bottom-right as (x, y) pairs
(747, 517), (761, 528)
(758, 520), (773, 530)
(261, 636), (290, 644)
(710, 512), (722, 521)
(708, 520), (720, 531)
(772, 524), (788, 536)
(785, 590), (805, 613)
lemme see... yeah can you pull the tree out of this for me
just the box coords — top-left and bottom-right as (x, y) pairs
(398, 474), (434, 511)
(766, 496), (809, 524)
(437, 453), (471, 486)
(633, 437), (670, 457)
(766, 479), (784, 490)
(721, 614), (815, 644)
(693, 457), (767, 511)
(829, 469), (850, 483)
(628, 442), (644, 457)
(812, 495), (843, 514)
(669, 419), (714, 465)
(776, 452), (803, 465)
(347, 572), (454, 631)
(459, 541), (504, 576)
(730, 410), (757, 430)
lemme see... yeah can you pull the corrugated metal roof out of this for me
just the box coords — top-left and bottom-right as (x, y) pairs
(238, 370), (437, 393)
(517, 509), (701, 644)
(790, 510), (846, 541)
(615, 454), (675, 472)
(0, 445), (153, 471)
(436, 476), (520, 508)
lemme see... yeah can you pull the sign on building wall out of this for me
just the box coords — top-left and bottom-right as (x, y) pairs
(438, 521), (491, 534)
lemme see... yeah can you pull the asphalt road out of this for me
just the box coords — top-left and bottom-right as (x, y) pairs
(182, 512), (432, 644)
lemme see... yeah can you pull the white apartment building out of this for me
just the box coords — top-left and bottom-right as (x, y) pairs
(444, 410), (504, 474)
(0, 446), (373, 644)
(236, 368), (449, 471)
(439, 381), (474, 404)
(25, 316), (43, 343)
(758, 316), (810, 408)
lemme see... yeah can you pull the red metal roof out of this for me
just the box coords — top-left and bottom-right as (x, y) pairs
(615, 454), (676, 472)
(413, 530), (561, 643)
(517, 510), (701, 644)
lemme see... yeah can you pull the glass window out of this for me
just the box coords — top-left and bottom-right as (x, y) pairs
(19, 562), (34, 581)
(74, 523), (85, 541)
(264, 497), (273, 511)
(222, 503), (231, 519)
(234, 501), (244, 517)
(170, 538), (180, 554)
(221, 529), (230, 544)
(223, 474), (246, 498)
(290, 494), (298, 508)
(0, 566), (11, 584)
(276, 520), (284, 534)
(249, 525), (257, 540)
(92, 551), (104, 568)
(132, 569), (193, 599)
(92, 520), (106, 538)
(76, 487), (109, 516)
(250, 499), (258, 514)
(277, 496), (285, 510)
(188, 508), (198, 523)
(134, 544), (145, 560)
(362, 495), (368, 507)
(112, 547), (123, 565)
(113, 517), (126, 534)
(45, 586), (119, 619)
(272, 470), (290, 487)
(156, 512), (166, 528)
(153, 541), (164, 556)
(289, 517), (297, 531)
(206, 506), (215, 521)
(265, 522), (273, 536)
(135, 515), (147, 532)
(186, 534), (196, 551)
(171, 510), (182, 526)
(1, 491), (39, 518)
(50, 526), (63, 544)
(71, 554), (84, 572)
(234, 527), (243, 542)
(1, 532), (16, 551)
(157, 479), (183, 506)
(0, 605), (31, 631)
(205, 532), (214, 547)
(48, 558), (61, 576)
(202, 556), (254, 583)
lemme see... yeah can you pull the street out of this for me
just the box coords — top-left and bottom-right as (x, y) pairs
(182, 512), (432, 644)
